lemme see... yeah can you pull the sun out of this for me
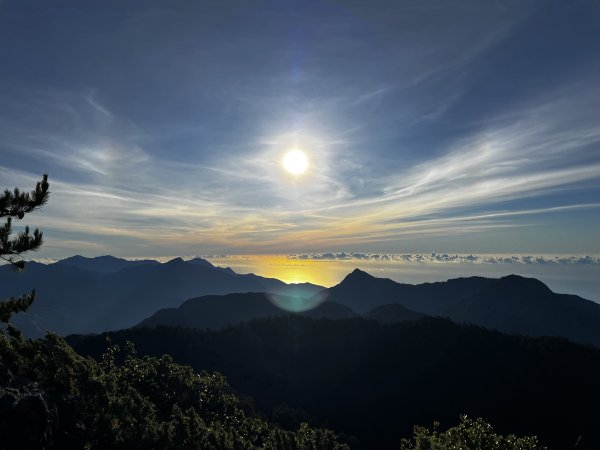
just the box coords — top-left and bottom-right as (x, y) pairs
(282, 149), (309, 175)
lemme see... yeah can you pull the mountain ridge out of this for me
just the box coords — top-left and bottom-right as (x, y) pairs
(322, 270), (600, 346)
(138, 293), (358, 329)
(0, 256), (324, 336)
(3, 256), (600, 346)
(55, 254), (161, 273)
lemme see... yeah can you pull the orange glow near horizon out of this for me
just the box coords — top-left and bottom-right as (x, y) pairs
(205, 254), (341, 287)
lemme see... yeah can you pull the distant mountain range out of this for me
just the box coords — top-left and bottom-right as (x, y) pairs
(55, 255), (162, 273)
(2, 255), (600, 347)
(136, 266), (600, 347)
(138, 291), (418, 330)
(320, 269), (600, 346)
(138, 293), (357, 329)
(0, 255), (323, 336)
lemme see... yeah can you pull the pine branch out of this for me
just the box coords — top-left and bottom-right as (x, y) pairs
(0, 175), (48, 325)
(0, 290), (35, 323)
(0, 255), (26, 270)
(0, 217), (44, 269)
(0, 175), (48, 270)
(0, 174), (49, 219)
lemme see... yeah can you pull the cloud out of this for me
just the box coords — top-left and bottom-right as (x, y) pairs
(26, 252), (600, 267)
(288, 253), (600, 265)
(3, 79), (600, 256)
(1, 2), (599, 256)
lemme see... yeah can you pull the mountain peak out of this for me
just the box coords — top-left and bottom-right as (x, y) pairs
(54, 254), (160, 274)
(63, 255), (119, 261)
(340, 268), (375, 284)
(187, 257), (216, 269)
(57, 254), (86, 263)
(497, 274), (553, 295)
(166, 257), (185, 265)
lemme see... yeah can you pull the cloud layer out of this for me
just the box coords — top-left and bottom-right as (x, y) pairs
(288, 253), (600, 265)
(1, 2), (599, 257)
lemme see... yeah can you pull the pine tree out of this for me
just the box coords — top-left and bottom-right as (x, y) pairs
(0, 174), (49, 324)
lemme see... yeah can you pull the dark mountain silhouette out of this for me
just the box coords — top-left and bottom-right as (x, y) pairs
(321, 269), (600, 346)
(138, 293), (285, 329)
(186, 256), (219, 269)
(55, 254), (160, 273)
(324, 269), (492, 314)
(364, 303), (425, 323)
(138, 292), (357, 329)
(444, 274), (600, 346)
(5, 257), (599, 346)
(0, 256), (324, 336)
(69, 316), (600, 450)
(301, 301), (357, 320)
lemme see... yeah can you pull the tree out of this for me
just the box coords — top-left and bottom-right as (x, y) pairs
(400, 416), (546, 450)
(0, 174), (49, 325)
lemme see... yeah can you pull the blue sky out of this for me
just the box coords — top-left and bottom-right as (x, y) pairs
(1, 0), (599, 257)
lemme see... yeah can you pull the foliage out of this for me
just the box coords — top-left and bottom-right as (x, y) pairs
(70, 317), (600, 449)
(0, 329), (348, 449)
(400, 416), (545, 450)
(0, 292), (35, 323)
(0, 174), (49, 269)
(0, 175), (49, 326)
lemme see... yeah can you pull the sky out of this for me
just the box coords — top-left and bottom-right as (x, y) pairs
(1, 0), (600, 259)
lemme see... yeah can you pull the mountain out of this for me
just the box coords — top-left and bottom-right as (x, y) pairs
(54, 255), (160, 273)
(69, 316), (600, 450)
(302, 301), (357, 320)
(321, 269), (600, 346)
(0, 256), (324, 336)
(138, 293), (285, 329)
(6, 257), (600, 346)
(138, 292), (356, 329)
(364, 303), (425, 323)
(445, 274), (600, 346)
(323, 269), (493, 314)
(325, 269), (407, 313)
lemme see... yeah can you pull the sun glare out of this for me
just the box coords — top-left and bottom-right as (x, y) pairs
(282, 149), (309, 175)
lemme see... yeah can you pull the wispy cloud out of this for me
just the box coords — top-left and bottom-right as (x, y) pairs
(3, 79), (600, 255)
(1, 2), (599, 256)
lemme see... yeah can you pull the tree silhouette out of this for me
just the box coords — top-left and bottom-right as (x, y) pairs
(0, 174), (49, 325)
(400, 416), (545, 449)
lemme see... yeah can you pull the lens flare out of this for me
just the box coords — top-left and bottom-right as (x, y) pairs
(266, 289), (328, 313)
